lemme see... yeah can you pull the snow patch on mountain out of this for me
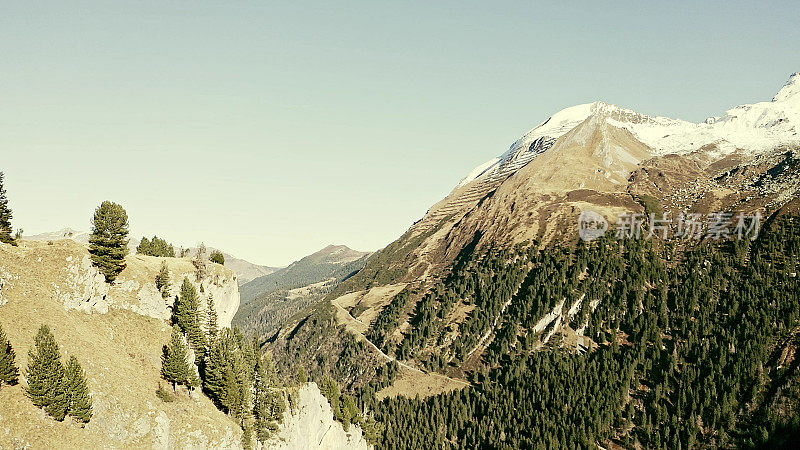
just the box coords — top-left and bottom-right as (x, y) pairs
(457, 73), (800, 189)
(458, 103), (597, 187)
(456, 157), (500, 188)
(612, 72), (800, 157)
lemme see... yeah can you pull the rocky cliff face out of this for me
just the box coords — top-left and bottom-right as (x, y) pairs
(268, 383), (370, 450)
(42, 242), (241, 328)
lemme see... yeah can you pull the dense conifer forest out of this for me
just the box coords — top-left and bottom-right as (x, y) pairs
(361, 214), (800, 449)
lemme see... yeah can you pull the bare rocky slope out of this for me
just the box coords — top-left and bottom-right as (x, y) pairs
(267, 383), (369, 450)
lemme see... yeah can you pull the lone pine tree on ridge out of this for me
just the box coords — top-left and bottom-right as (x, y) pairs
(88, 201), (130, 282)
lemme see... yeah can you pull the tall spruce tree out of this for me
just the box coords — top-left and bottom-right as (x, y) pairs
(26, 325), (68, 421)
(174, 278), (198, 331)
(203, 328), (252, 418)
(161, 326), (198, 391)
(65, 355), (92, 424)
(0, 172), (15, 245)
(174, 278), (205, 357)
(88, 201), (129, 282)
(0, 324), (20, 388)
(253, 353), (284, 442)
(203, 332), (228, 407)
(206, 295), (219, 340)
(188, 324), (207, 363)
(224, 359), (246, 420)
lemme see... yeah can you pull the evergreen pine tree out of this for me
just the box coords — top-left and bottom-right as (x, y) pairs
(174, 278), (198, 331)
(188, 320), (207, 362)
(203, 328), (251, 418)
(88, 201), (129, 282)
(0, 172), (15, 245)
(0, 324), (20, 388)
(155, 261), (171, 299)
(223, 352), (248, 421)
(203, 332), (230, 408)
(209, 250), (225, 265)
(136, 237), (151, 255)
(207, 295), (219, 340)
(138, 236), (176, 257)
(342, 395), (361, 430)
(193, 243), (208, 280)
(25, 325), (67, 421)
(253, 353), (284, 442)
(64, 355), (92, 424)
(174, 278), (206, 357)
(157, 237), (176, 258)
(319, 374), (343, 422)
(161, 326), (196, 391)
(241, 423), (254, 450)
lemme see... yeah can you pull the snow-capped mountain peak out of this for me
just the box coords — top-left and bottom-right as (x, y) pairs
(456, 101), (670, 188)
(457, 73), (800, 190)
(773, 72), (800, 103)
(616, 73), (800, 157)
(456, 102), (598, 188)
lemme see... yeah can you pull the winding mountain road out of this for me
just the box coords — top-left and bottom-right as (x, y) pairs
(330, 295), (470, 388)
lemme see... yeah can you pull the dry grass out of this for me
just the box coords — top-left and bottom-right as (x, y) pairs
(375, 365), (465, 401)
(0, 240), (239, 448)
(330, 284), (407, 335)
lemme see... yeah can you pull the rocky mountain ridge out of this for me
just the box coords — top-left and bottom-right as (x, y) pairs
(458, 72), (800, 191)
(240, 244), (369, 305)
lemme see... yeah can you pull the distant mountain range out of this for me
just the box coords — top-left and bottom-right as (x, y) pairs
(239, 244), (370, 304)
(232, 245), (371, 337)
(182, 246), (281, 285)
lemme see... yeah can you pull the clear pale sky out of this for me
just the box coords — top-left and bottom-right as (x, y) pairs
(2, 1), (798, 266)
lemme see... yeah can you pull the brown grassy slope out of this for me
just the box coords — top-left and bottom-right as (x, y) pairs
(0, 240), (240, 449)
